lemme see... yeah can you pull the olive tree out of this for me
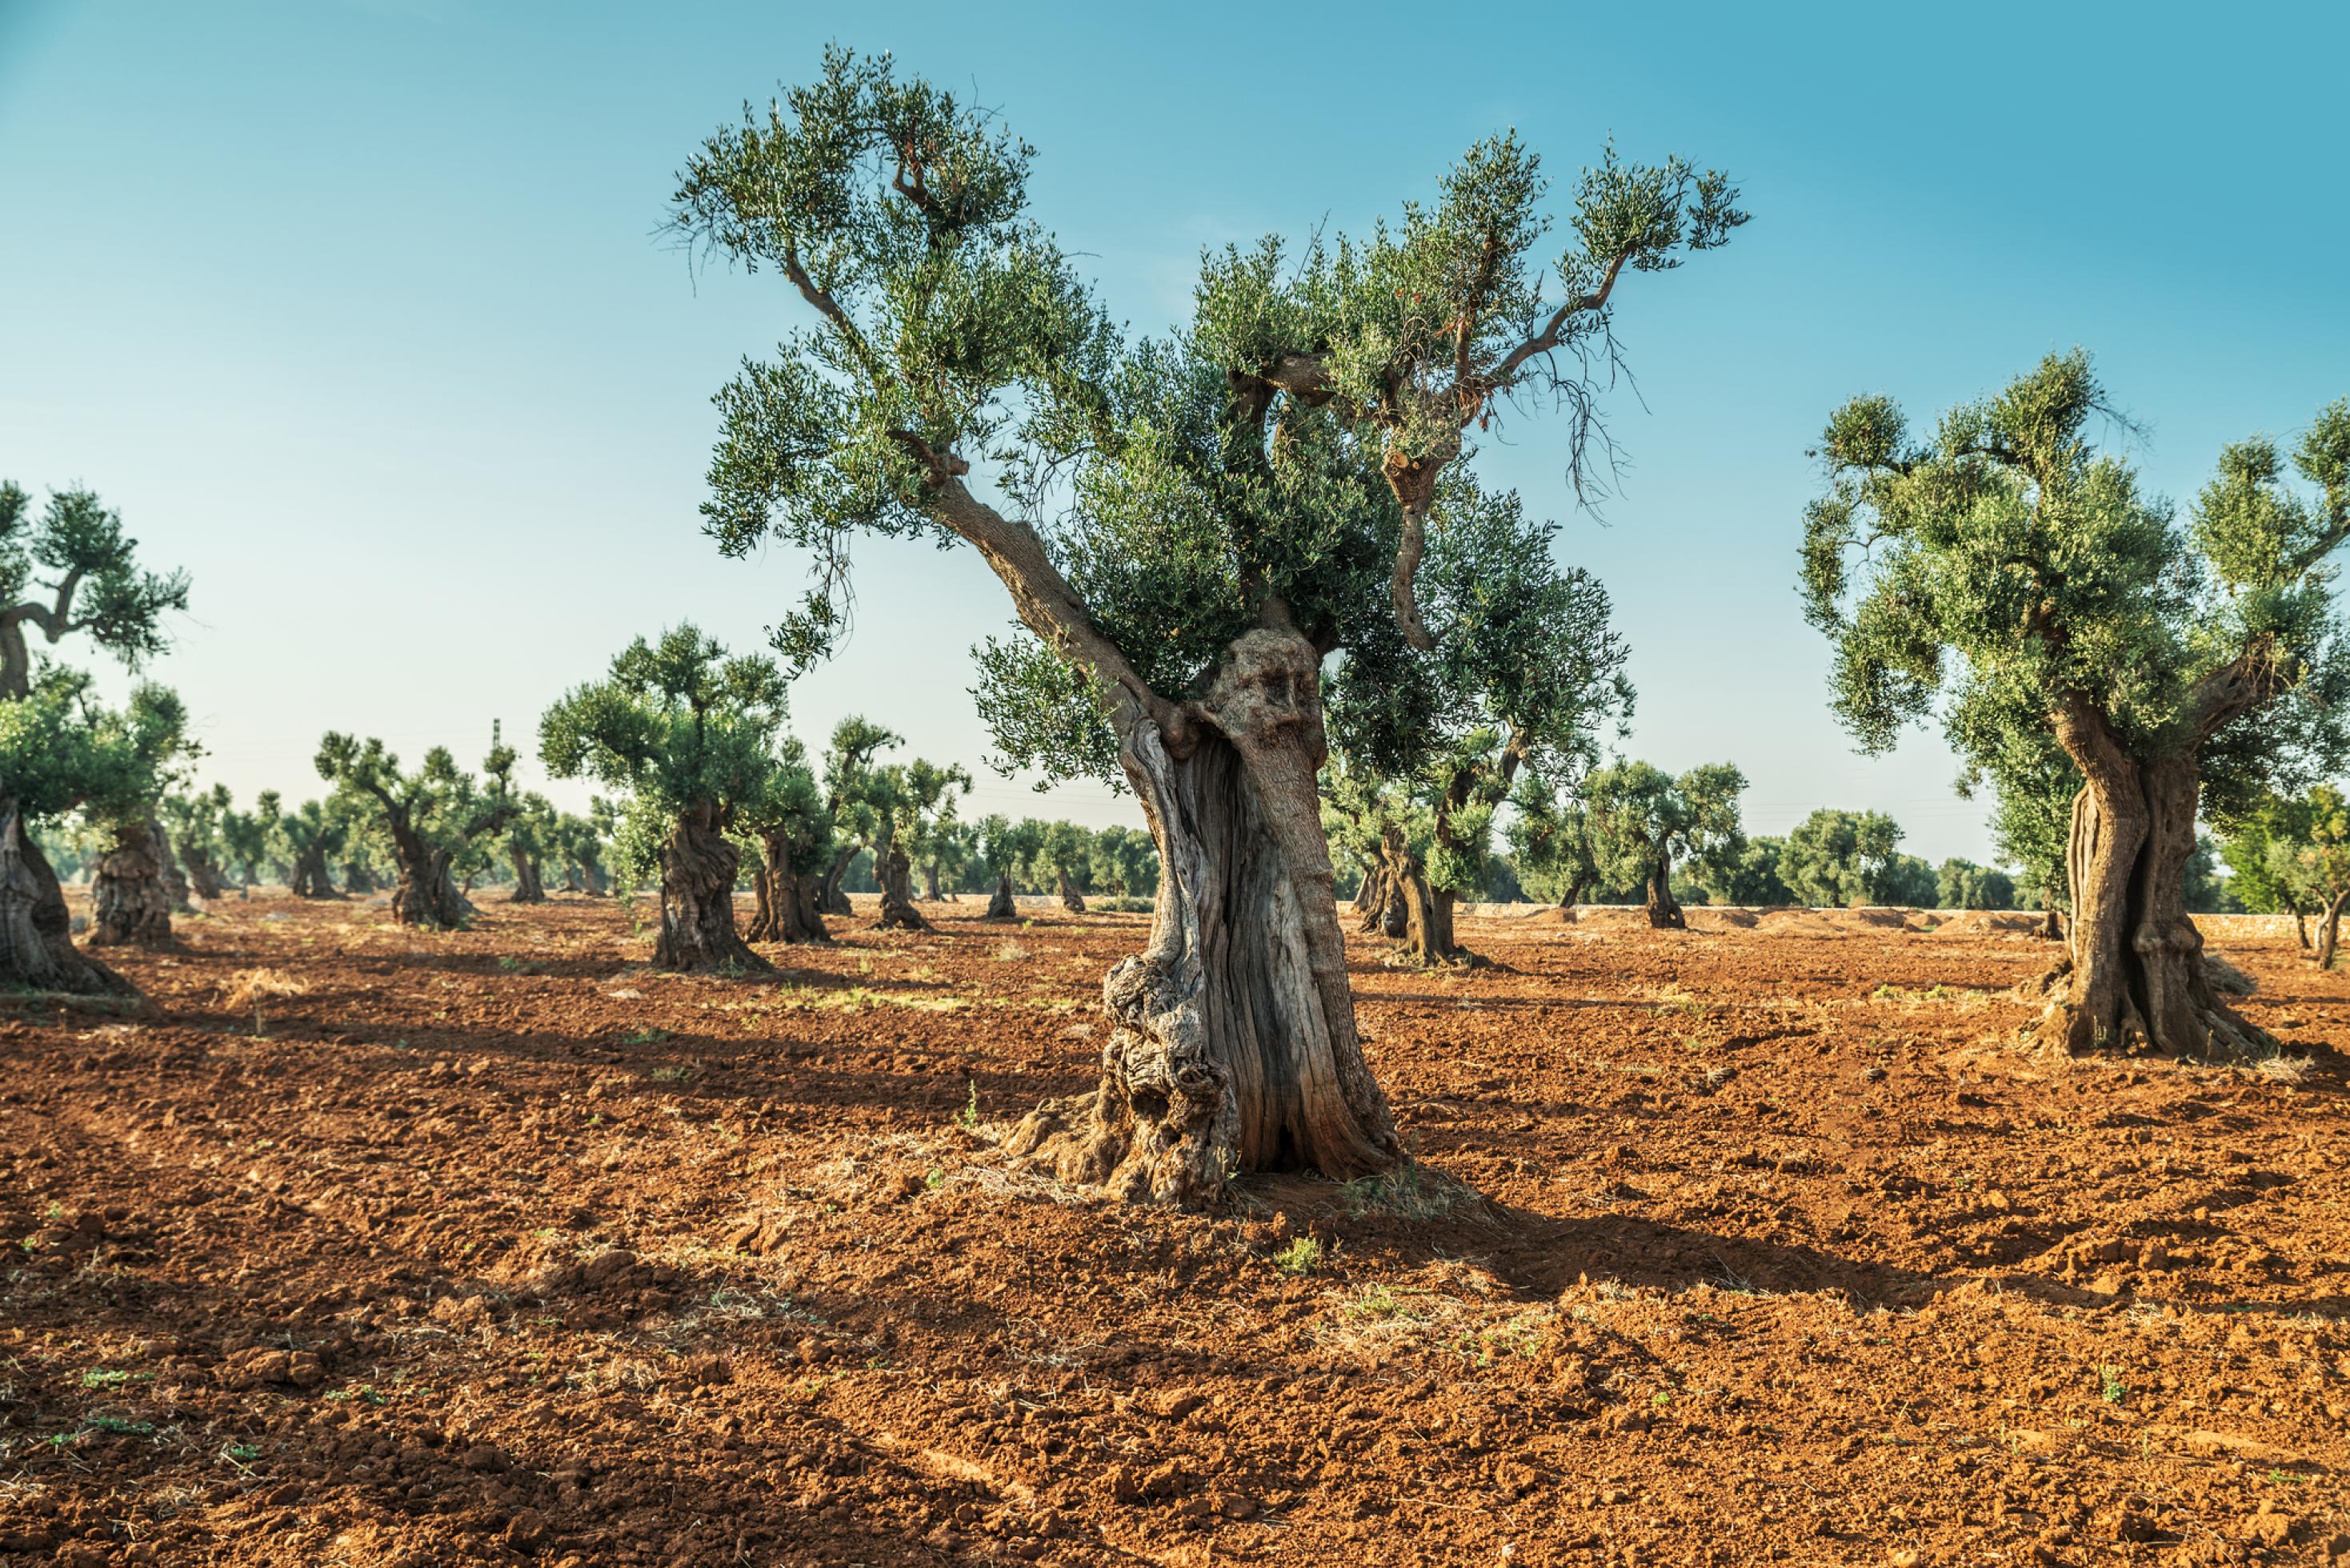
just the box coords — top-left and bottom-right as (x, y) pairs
(1802, 353), (2350, 1054)
(1326, 483), (1631, 963)
(82, 687), (194, 950)
(317, 736), (488, 930)
(0, 481), (190, 992)
(672, 49), (1740, 1201)
(161, 786), (234, 902)
(975, 814), (1041, 920)
(1937, 858), (2019, 911)
(1584, 760), (1747, 928)
(1091, 826), (1159, 905)
(278, 798), (348, 899)
(739, 742), (831, 944)
(540, 625), (789, 974)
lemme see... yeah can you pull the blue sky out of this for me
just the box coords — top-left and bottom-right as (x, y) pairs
(4, 1), (2344, 862)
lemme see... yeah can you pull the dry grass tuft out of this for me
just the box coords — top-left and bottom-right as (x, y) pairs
(219, 968), (309, 1012)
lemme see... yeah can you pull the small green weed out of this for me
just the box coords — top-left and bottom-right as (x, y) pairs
(1272, 1237), (1323, 1276)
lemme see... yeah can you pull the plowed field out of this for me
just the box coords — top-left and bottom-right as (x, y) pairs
(2, 894), (2345, 1566)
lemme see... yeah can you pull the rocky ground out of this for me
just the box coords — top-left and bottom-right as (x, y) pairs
(1, 893), (2344, 1566)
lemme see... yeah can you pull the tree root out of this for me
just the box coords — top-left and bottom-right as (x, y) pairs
(2020, 957), (2277, 1062)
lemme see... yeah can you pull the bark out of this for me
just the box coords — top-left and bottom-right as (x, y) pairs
(181, 845), (228, 902)
(817, 846), (857, 917)
(580, 861), (608, 898)
(1352, 858), (1391, 934)
(985, 870), (1017, 919)
(746, 830), (829, 943)
(0, 799), (136, 996)
(290, 844), (343, 900)
(923, 859), (946, 902)
(385, 817), (467, 930)
(2292, 905), (2312, 950)
(1056, 869), (1087, 914)
(90, 821), (177, 949)
(1003, 628), (1403, 1205)
(1383, 831), (1471, 966)
(155, 821), (193, 915)
(2036, 892), (2064, 942)
(342, 860), (376, 896)
(2036, 756), (2265, 1056)
(653, 807), (772, 975)
(1645, 854), (1686, 930)
(508, 844), (546, 904)
(877, 844), (930, 930)
(2315, 890), (2350, 971)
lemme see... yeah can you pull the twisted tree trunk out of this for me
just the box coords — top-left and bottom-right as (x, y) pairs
(90, 821), (175, 949)
(2312, 889), (2349, 970)
(654, 806), (771, 974)
(508, 844), (546, 904)
(181, 844), (228, 902)
(154, 821), (193, 915)
(877, 844), (929, 930)
(1645, 854), (1685, 930)
(1055, 869), (1086, 914)
(2036, 755), (2262, 1055)
(985, 870), (1017, 919)
(923, 858), (946, 902)
(385, 818), (466, 930)
(1005, 629), (1403, 1205)
(1383, 831), (1468, 965)
(746, 830), (829, 943)
(291, 844), (342, 900)
(816, 846), (857, 917)
(0, 801), (134, 996)
(2292, 904), (2312, 950)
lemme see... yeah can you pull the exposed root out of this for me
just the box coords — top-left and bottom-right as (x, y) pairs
(2021, 956), (2277, 1063)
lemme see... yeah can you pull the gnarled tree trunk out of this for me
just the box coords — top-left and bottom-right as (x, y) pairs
(2312, 889), (2349, 970)
(2292, 904), (2312, 951)
(181, 844), (228, 902)
(923, 859), (947, 902)
(876, 844), (929, 930)
(746, 830), (829, 943)
(2036, 758), (2261, 1055)
(508, 844), (546, 904)
(654, 806), (771, 974)
(342, 859), (375, 895)
(154, 821), (194, 915)
(90, 821), (176, 949)
(1055, 869), (1086, 914)
(816, 846), (858, 917)
(386, 821), (467, 930)
(985, 870), (1017, 919)
(0, 802), (135, 996)
(1645, 855), (1685, 930)
(291, 844), (343, 900)
(1005, 629), (1403, 1205)
(1383, 830), (1469, 965)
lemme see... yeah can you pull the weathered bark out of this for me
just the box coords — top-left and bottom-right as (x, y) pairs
(2292, 905), (2312, 951)
(2036, 891), (2064, 942)
(154, 821), (194, 915)
(923, 859), (947, 902)
(654, 807), (771, 974)
(1645, 855), (1685, 930)
(181, 844), (228, 902)
(875, 843), (930, 930)
(1383, 831), (1471, 966)
(985, 870), (1017, 919)
(2035, 757), (2264, 1056)
(746, 830), (829, 943)
(0, 800), (136, 996)
(2315, 890), (2350, 970)
(817, 846), (857, 917)
(1056, 869), (1087, 914)
(90, 821), (176, 949)
(290, 843), (342, 900)
(385, 818), (467, 930)
(1004, 629), (1403, 1205)
(508, 844), (546, 904)
(1352, 858), (1390, 934)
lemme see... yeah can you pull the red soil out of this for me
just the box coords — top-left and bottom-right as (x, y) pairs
(2, 894), (2345, 1566)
